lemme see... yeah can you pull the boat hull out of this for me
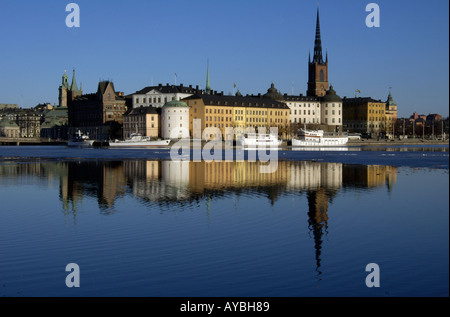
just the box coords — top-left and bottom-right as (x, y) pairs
(292, 137), (348, 147)
(108, 140), (171, 147)
(67, 140), (95, 147)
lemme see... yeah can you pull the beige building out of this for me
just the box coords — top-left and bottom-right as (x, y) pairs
(123, 106), (160, 139)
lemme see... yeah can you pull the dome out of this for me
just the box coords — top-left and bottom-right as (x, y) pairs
(162, 100), (190, 108)
(321, 85), (342, 103)
(0, 118), (19, 128)
(386, 92), (397, 107)
(263, 83), (283, 100)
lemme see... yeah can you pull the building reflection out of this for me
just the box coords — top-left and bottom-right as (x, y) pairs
(0, 158), (397, 276)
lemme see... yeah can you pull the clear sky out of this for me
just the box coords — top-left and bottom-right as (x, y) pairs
(0, 0), (448, 117)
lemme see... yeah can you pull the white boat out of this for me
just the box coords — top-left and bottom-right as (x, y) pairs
(109, 133), (171, 147)
(291, 128), (348, 147)
(67, 130), (95, 147)
(236, 133), (282, 148)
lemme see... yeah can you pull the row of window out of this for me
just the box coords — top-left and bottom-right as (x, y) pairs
(205, 123), (287, 129)
(126, 116), (157, 122)
(204, 108), (287, 116)
(136, 97), (174, 104)
(105, 105), (125, 110)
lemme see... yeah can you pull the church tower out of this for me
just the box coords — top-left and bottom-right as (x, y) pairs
(307, 6), (329, 97)
(58, 70), (69, 107)
(69, 68), (82, 101)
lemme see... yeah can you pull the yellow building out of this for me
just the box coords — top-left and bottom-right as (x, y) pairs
(184, 94), (290, 140)
(343, 97), (386, 136)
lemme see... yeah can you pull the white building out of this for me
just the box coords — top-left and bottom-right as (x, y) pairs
(131, 83), (199, 108)
(281, 85), (343, 132)
(320, 86), (343, 130)
(161, 100), (190, 139)
(283, 95), (321, 125)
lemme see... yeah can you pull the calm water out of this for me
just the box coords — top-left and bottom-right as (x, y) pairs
(0, 145), (448, 297)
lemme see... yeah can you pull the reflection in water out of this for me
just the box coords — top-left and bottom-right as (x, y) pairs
(0, 159), (398, 277)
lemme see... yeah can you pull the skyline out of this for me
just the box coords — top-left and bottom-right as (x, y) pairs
(0, 0), (449, 117)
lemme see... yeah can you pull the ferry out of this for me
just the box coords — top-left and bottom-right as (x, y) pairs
(67, 130), (95, 147)
(108, 133), (171, 148)
(291, 128), (348, 147)
(236, 133), (282, 148)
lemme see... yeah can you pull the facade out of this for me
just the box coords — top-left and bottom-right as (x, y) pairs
(320, 86), (343, 131)
(283, 94), (321, 126)
(342, 97), (386, 135)
(184, 94), (290, 140)
(0, 107), (44, 138)
(68, 81), (127, 140)
(161, 100), (190, 139)
(17, 109), (43, 138)
(123, 106), (161, 139)
(281, 85), (343, 133)
(131, 84), (199, 109)
(307, 8), (329, 97)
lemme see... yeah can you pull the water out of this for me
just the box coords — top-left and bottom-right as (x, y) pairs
(0, 145), (448, 297)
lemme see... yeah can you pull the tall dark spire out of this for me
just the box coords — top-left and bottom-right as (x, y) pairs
(205, 59), (211, 95)
(313, 6), (324, 64)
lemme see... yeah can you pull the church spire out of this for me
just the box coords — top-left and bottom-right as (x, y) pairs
(70, 68), (80, 92)
(205, 59), (211, 95)
(313, 6), (324, 64)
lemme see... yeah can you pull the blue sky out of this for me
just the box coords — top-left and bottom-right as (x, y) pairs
(0, 0), (448, 117)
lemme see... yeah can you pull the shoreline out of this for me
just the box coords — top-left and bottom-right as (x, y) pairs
(0, 138), (448, 147)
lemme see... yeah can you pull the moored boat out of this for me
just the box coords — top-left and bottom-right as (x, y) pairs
(291, 128), (348, 147)
(108, 133), (171, 147)
(67, 130), (95, 147)
(236, 133), (282, 148)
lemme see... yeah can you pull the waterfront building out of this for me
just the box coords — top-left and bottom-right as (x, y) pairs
(183, 94), (290, 140)
(342, 97), (386, 136)
(320, 86), (343, 131)
(123, 106), (161, 139)
(283, 94), (321, 127)
(131, 83), (199, 109)
(17, 109), (42, 138)
(161, 100), (190, 139)
(68, 81), (127, 140)
(0, 118), (20, 138)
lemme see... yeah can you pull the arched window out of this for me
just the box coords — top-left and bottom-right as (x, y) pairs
(320, 70), (324, 82)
